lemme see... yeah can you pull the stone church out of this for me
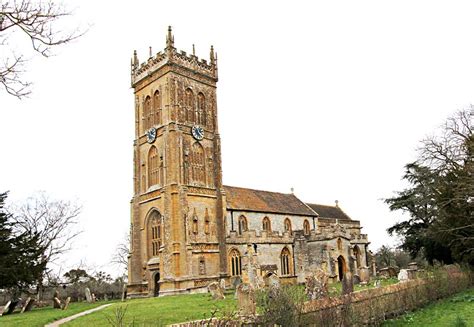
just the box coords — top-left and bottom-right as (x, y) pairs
(127, 28), (371, 297)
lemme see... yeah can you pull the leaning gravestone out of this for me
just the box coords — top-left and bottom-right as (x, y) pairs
(21, 298), (36, 313)
(236, 283), (256, 315)
(208, 282), (225, 300)
(397, 269), (409, 282)
(85, 287), (92, 303)
(53, 297), (62, 309)
(0, 299), (19, 316)
(62, 297), (71, 310)
(342, 272), (354, 295)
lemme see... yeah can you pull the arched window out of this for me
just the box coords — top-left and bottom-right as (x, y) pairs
(280, 247), (292, 276)
(197, 92), (206, 125)
(148, 211), (162, 257)
(262, 217), (271, 232)
(303, 219), (310, 235)
(153, 90), (162, 126)
(229, 249), (242, 276)
(238, 215), (247, 235)
(148, 146), (159, 187)
(192, 209), (198, 235)
(144, 96), (152, 130)
(284, 218), (292, 233)
(185, 88), (194, 123)
(337, 238), (343, 251)
(190, 142), (205, 185)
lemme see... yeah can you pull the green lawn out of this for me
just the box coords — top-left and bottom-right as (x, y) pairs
(64, 292), (237, 326)
(0, 301), (116, 327)
(328, 277), (399, 296)
(383, 287), (474, 326)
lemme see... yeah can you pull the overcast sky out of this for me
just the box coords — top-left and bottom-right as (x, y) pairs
(1, 0), (474, 277)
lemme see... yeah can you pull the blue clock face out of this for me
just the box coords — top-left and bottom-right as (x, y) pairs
(192, 125), (204, 140)
(146, 127), (157, 143)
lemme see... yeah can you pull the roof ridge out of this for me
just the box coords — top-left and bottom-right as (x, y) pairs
(223, 185), (292, 196)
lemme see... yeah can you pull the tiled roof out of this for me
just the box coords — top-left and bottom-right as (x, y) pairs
(306, 203), (352, 220)
(224, 185), (316, 216)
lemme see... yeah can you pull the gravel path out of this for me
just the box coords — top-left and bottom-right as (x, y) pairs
(44, 303), (113, 327)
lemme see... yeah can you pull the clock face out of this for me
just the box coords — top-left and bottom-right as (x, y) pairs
(192, 125), (204, 140)
(146, 127), (157, 143)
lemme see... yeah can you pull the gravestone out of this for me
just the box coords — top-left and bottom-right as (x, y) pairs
(342, 272), (354, 295)
(0, 299), (19, 316)
(85, 287), (92, 303)
(352, 274), (361, 285)
(104, 294), (108, 301)
(219, 278), (226, 290)
(408, 262), (418, 271)
(231, 276), (242, 289)
(359, 267), (370, 283)
(397, 269), (409, 282)
(407, 269), (417, 280)
(267, 274), (280, 290)
(374, 280), (381, 288)
(91, 293), (96, 303)
(21, 298), (36, 313)
(53, 297), (62, 309)
(236, 283), (256, 315)
(62, 297), (71, 310)
(207, 282), (225, 300)
(305, 270), (329, 300)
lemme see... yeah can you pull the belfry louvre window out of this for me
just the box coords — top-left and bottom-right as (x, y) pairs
(229, 249), (242, 276)
(190, 142), (205, 185)
(153, 90), (162, 126)
(281, 247), (291, 276)
(197, 92), (206, 125)
(143, 96), (152, 131)
(148, 146), (159, 187)
(185, 88), (195, 123)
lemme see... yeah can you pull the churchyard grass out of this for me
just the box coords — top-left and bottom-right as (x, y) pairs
(382, 287), (474, 326)
(328, 277), (398, 296)
(0, 301), (117, 327)
(64, 291), (237, 326)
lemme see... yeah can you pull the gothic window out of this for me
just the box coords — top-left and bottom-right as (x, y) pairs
(148, 146), (159, 187)
(144, 96), (152, 130)
(229, 249), (242, 276)
(284, 218), (292, 233)
(238, 215), (248, 235)
(190, 142), (205, 185)
(199, 257), (206, 275)
(148, 211), (162, 258)
(192, 213), (198, 235)
(280, 247), (291, 276)
(262, 217), (271, 232)
(153, 90), (162, 126)
(197, 92), (206, 126)
(303, 219), (310, 235)
(185, 88), (194, 123)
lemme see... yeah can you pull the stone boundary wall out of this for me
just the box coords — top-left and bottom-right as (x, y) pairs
(170, 271), (472, 327)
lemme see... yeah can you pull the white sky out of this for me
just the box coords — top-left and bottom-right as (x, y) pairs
(1, 0), (474, 277)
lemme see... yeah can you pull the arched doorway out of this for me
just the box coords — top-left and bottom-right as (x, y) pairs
(154, 272), (160, 297)
(337, 256), (346, 281)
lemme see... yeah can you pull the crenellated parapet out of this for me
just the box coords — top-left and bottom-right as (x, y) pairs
(226, 229), (294, 244)
(131, 26), (218, 87)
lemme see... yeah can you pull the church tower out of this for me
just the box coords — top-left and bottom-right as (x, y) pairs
(127, 27), (226, 297)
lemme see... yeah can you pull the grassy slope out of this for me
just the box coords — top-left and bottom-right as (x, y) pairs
(65, 292), (237, 326)
(383, 287), (474, 326)
(0, 301), (115, 327)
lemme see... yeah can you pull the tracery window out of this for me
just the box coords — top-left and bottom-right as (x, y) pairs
(185, 88), (194, 123)
(229, 249), (242, 276)
(197, 92), (206, 126)
(280, 247), (291, 276)
(262, 217), (271, 232)
(303, 219), (310, 235)
(238, 215), (248, 235)
(190, 142), (205, 185)
(148, 146), (159, 187)
(153, 90), (162, 126)
(148, 211), (162, 257)
(284, 218), (292, 233)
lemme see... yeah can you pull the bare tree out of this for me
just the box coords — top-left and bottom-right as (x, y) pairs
(9, 191), (82, 298)
(0, 0), (83, 98)
(111, 233), (129, 275)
